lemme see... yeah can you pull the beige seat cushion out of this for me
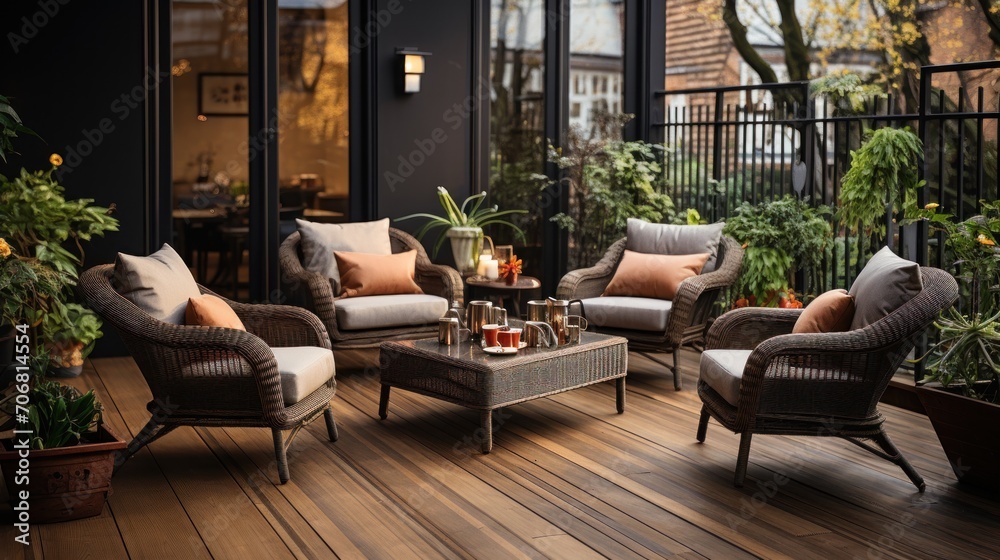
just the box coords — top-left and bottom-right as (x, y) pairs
(580, 296), (673, 332)
(335, 294), (448, 331)
(626, 218), (725, 272)
(114, 243), (201, 324)
(296, 218), (392, 294)
(848, 246), (922, 329)
(699, 349), (752, 406)
(270, 347), (335, 405)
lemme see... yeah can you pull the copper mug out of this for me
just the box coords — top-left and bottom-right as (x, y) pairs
(546, 297), (583, 345)
(438, 317), (470, 346)
(465, 300), (493, 341)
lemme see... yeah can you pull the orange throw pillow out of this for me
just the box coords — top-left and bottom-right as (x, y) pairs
(792, 289), (856, 334)
(185, 294), (246, 330)
(334, 250), (424, 298)
(603, 251), (710, 300)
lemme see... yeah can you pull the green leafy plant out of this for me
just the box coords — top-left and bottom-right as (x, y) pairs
(25, 379), (102, 449)
(910, 201), (1000, 403)
(838, 126), (924, 255)
(0, 94), (37, 164)
(546, 112), (676, 268)
(0, 239), (71, 328)
(396, 186), (527, 257)
(43, 302), (104, 369)
(810, 72), (883, 115)
(723, 196), (832, 306)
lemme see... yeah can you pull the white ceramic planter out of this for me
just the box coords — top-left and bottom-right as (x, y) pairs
(446, 226), (482, 275)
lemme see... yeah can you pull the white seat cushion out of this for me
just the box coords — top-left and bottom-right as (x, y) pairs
(578, 296), (673, 332)
(699, 349), (752, 406)
(270, 347), (335, 405)
(335, 294), (448, 331)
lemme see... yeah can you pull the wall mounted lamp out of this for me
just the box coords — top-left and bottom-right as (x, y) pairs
(397, 48), (430, 93)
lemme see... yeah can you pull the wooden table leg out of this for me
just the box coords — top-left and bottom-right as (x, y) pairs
(616, 377), (626, 414)
(378, 385), (390, 419)
(480, 410), (493, 453)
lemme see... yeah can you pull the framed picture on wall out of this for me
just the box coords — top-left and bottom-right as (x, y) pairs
(198, 73), (249, 116)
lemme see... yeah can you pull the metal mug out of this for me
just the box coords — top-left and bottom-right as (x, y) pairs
(546, 297), (583, 345)
(465, 300), (493, 341)
(491, 306), (508, 326)
(526, 300), (548, 323)
(566, 324), (581, 345)
(438, 317), (460, 345)
(524, 321), (558, 348)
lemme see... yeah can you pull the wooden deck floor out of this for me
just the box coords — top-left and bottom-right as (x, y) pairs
(2, 349), (999, 559)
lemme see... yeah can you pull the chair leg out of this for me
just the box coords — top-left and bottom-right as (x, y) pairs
(696, 406), (710, 442)
(324, 406), (339, 442)
(672, 351), (682, 391)
(273, 429), (290, 484)
(116, 417), (177, 473)
(874, 430), (926, 492)
(734, 432), (753, 487)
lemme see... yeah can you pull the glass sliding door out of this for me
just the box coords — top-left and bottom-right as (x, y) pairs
(277, 0), (350, 227)
(171, 0), (252, 299)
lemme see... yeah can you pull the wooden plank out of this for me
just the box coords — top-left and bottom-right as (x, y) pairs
(93, 358), (295, 560)
(36, 508), (129, 559)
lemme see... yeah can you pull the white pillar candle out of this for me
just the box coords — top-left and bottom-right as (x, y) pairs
(477, 255), (492, 277)
(485, 259), (500, 280)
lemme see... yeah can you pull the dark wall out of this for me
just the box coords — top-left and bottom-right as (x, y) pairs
(1, 1), (147, 356)
(372, 0), (484, 235)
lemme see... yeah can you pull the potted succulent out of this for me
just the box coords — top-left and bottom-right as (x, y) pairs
(396, 186), (526, 275)
(722, 196), (832, 307)
(909, 201), (1000, 492)
(0, 377), (125, 523)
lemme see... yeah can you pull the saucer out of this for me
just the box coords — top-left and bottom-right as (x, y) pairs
(483, 346), (519, 355)
(482, 341), (528, 350)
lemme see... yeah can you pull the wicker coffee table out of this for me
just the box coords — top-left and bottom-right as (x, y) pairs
(378, 331), (628, 452)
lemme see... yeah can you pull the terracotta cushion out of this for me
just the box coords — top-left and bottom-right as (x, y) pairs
(334, 249), (423, 298)
(185, 294), (246, 331)
(792, 289), (855, 334)
(603, 250), (710, 300)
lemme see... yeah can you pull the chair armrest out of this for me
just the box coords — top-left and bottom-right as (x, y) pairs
(220, 293), (331, 349)
(556, 238), (626, 300)
(415, 261), (462, 304)
(705, 307), (802, 350)
(666, 237), (745, 345)
(278, 233), (342, 337)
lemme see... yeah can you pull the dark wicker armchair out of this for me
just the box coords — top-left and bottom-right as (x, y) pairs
(557, 235), (743, 390)
(80, 265), (338, 484)
(696, 266), (958, 491)
(280, 228), (463, 348)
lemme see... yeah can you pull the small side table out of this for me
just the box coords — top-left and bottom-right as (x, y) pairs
(465, 275), (542, 318)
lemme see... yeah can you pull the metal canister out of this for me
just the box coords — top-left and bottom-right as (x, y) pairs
(438, 317), (461, 345)
(526, 300), (548, 322)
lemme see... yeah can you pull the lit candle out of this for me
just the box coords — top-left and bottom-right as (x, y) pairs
(477, 255), (492, 277)
(485, 259), (499, 280)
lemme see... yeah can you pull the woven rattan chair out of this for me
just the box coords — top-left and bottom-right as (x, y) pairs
(696, 266), (958, 491)
(80, 265), (338, 484)
(557, 235), (743, 390)
(280, 228), (463, 348)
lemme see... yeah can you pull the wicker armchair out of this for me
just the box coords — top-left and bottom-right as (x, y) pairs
(696, 266), (958, 491)
(557, 235), (743, 390)
(79, 265), (338, 484)
(280, 228), (463, 348)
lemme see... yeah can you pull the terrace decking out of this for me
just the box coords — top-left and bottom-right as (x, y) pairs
(2, 350), (998, 559)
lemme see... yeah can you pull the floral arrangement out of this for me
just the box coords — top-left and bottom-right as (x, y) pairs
(499, 255), (522, 285)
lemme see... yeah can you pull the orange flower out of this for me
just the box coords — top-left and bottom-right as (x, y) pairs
(924, 203), (940, 210)
(49, 153), (63, 167)
(0, 238), (10, 258)
(499, 256), (522, 277)
(977, 234), (996, 246)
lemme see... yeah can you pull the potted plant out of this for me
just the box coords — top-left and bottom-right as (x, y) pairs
(909, 201), (1000, 492)
(722, 196), (832, 307)
(42, 303), (103, 378)
(0, 377), (125, 523)
(396, 186), (526, 275)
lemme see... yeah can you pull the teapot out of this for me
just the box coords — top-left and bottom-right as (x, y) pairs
(546, 297), (583, 345)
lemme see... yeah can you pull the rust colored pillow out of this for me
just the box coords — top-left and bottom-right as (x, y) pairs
(793, 289), (856, 334)
(602, 250), (710, 300)
(334, 250), (424, 298)
(185, 294), (246, 330)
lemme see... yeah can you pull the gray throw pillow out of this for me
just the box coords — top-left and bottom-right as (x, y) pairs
(848, 246), (923, 329)
(114, 243), (201, 324)
(625, 218), (725, 272)
(296, 218), (392, 295)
